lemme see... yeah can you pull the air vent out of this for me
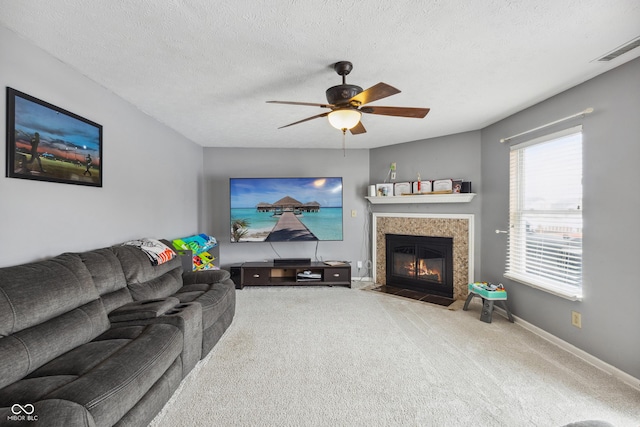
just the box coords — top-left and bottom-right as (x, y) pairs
(595, 36), (640, 62)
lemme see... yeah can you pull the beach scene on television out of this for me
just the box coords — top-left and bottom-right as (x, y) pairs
(230, 177), (343, 242)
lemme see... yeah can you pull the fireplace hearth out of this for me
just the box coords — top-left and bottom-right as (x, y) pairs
(385, 234), (454, 299)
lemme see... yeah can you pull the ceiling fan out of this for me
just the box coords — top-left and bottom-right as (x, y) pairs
(267, 61), (430, 135)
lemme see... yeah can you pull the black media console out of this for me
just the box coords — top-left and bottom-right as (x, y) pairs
(235, 261), (351, 289)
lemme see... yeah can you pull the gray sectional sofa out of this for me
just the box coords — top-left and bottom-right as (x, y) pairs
(0, 242), (236, 427)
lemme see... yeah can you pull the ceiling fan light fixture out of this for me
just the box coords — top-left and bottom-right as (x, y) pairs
(328, 109), (361, 131)
(268, 61), (429, 135)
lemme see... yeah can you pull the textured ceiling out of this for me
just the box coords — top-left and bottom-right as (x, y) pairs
(1, 1), (639, 149)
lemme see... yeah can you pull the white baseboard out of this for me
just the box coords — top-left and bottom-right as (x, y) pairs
(493, 307), (640, 391)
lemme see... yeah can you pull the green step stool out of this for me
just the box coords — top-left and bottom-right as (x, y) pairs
(463, 283), (514, 323)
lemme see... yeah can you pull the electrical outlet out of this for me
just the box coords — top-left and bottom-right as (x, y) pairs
(357, 261), (363, 269)
(351, 209), (357, 217)
(390, 162), (396, 171)
(391, 172), (396, 180)
(571, 311), (582, 328)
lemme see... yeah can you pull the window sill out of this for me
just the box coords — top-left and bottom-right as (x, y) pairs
(504, 273), (583, 301)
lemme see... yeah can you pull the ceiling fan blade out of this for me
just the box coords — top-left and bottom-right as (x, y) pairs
(348, 82), (400, 106)
(267, 100), (333, 108)
(361, 106), (430, 118)
(349, 121), (366, 135)
(277, 112), (330, 129)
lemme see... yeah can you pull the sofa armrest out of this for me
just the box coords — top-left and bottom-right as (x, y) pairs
(182, 269), (230, 285)
(107, 302), (203, 378)
(108, 297), (180, 323)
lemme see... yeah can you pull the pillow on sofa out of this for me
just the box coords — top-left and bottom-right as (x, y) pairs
(122, 238), (176, 266)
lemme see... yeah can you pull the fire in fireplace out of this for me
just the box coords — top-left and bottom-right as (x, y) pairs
(386, 234), (454, 298)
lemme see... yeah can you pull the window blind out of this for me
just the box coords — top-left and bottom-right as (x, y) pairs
(506, 126), (583, 300)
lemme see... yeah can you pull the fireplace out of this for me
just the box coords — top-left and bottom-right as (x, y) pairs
(385, 234), (454, 298)
(373, 213), (474, 301)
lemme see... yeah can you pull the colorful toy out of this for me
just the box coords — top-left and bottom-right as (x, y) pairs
(193, 251), (215, 270)
(172, 233), (219, 271)
(172, 233), (217, 254)
(464, 282), (514, 323)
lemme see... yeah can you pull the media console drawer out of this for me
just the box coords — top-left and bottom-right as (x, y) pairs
(324, 268), (349, 283)
(242, 267), (271, 285)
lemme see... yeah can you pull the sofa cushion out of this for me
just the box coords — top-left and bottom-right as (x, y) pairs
(112, 245), (183, 300)
(0, 299), (109, 391)
(114, 358), (182, 427)
(0, 253), (110, 390)
(108, 297), (180, 323)
(0, 323), (183, 427)
(0, 252), (101, 335)
(78, 248), (132, 314)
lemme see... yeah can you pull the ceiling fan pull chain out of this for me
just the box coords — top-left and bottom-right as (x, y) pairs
(342, 129), (346, 157)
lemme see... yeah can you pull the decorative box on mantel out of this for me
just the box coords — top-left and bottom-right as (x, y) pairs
(365, 193), (476, 204)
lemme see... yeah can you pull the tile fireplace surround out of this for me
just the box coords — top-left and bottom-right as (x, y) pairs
(372, 213), (474, 301)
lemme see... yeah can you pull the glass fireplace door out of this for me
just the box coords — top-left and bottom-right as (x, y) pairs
(385, 234), (454, 298)
(416, 247), (444, 284)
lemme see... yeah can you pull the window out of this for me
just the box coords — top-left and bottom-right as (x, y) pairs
(506, 126), (583, 300)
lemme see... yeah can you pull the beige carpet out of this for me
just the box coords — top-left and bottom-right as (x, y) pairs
(150, 286), (640, 426)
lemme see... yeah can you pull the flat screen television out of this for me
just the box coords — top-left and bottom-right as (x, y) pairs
(230, 177), (343, 243)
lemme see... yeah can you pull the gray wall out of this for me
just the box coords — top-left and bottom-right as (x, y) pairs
(369, 131), (483, 279)
(202, 147), (370, 273)
(481, 57), (640, 378)
(0, 26), (204, 267)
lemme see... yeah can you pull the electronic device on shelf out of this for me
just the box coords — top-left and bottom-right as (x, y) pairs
(297, 270), (322, 280)
(274, 258), (311, 265)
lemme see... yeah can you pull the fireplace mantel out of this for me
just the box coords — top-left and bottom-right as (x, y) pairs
(365, 193), (475, 204)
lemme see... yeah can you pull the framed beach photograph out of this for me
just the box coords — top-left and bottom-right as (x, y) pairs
(6, 88), (103, 187)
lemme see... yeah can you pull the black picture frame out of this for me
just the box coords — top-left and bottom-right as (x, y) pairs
(6, 87), (103, 187)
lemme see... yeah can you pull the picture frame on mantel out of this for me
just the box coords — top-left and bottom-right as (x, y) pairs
(6, 87), (103, 187)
